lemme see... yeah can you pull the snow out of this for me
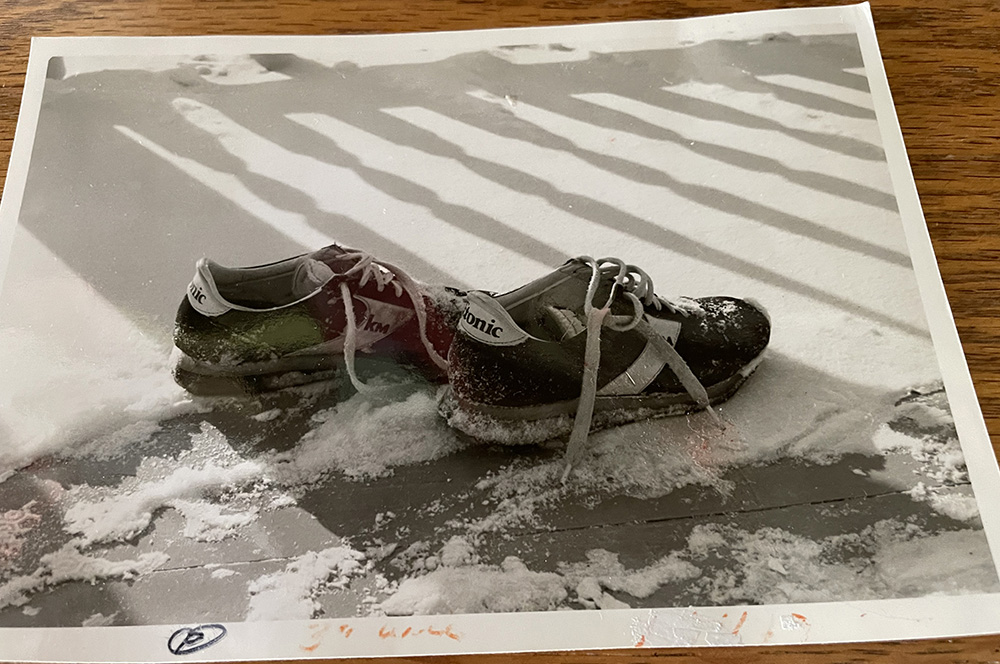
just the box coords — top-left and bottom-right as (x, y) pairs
(63, 423), (267, 545)
(873, 405), (967, 485)
(0, 544), (169, 610)
(251, 408), (282, 422)
(377, 519), (997, 616)
(560, 549), (700, 599)
(170, 97), (489, 286)
(575, 577), (632, 610)
(463, 376), (981, 534)
(171, 499), (260, 542)
(438, 536), (476, 568)
(680, 521), (998, 605)
(907, 484), (981, 523)
(245, 546), (368, 621)
(0, 229), (198, 481)
(380, 557), (567, 616)
(270, 384), (466, 482)
(115, 124), (340, 252)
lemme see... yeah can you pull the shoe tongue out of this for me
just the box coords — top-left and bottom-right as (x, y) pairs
(497, 258), (595, 313)
(555, 258), (596, 283)
(291, 257), (335, 298)
(554, 259), (638, 318)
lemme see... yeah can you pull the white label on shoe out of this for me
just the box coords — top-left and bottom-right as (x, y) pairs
(459, 291), (529, 347)
(648, 316), (682, 346)
(597, 316), (681, 396)
(187, 264), (231, 317)
(598, 340), (666, 396)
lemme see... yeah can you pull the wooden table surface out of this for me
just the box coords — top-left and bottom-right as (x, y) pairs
(1, 0), (998, 662)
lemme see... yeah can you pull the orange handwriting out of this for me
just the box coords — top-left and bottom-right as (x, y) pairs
(731, 611), (748, 636)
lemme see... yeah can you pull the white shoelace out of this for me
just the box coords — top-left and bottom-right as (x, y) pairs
(336, 251), (449, 393)
(561, 257), (720, 481)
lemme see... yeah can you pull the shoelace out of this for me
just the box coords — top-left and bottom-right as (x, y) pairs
(561, 257), (721, 482)
(336, 251), (449, 393)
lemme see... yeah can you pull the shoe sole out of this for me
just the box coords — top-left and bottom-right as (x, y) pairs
(171, 348), (432, 397)
(172, 352), (343, 397)
(439, 351), (766, 445)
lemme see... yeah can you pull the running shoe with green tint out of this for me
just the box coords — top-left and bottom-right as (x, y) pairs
(171, 245), (465, 396)
(439, 256), (770, 477)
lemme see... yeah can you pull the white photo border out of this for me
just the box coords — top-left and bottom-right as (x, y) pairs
(1, 3), (999, 661)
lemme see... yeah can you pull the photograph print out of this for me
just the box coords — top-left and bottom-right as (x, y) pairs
(0, 5), (998, 656)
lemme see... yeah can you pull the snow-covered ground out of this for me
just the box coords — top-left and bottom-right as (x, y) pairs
(0, 30), (996, 627)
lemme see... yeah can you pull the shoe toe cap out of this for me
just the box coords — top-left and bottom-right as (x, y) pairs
(675, 296), (771, 382)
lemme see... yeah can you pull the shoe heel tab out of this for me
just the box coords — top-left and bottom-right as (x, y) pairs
(460, 291), (529, 347)
(187, 259), (231, 317)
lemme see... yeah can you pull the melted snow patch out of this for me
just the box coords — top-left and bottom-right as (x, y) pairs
(873, 528), (998, 596)
(246, 546), (367, 621)
(63, 422), (266, 545)
(380, 556), (567, 616)
(62, 421), (162, 461)
(684, 521), (998, 604)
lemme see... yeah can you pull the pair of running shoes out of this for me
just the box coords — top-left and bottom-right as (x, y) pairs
(172, 244), (770, 474)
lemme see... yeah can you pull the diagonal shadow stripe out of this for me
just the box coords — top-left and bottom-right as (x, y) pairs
(190, 52), (920, 335)
(682, 34), (873, 91)
(372, 106), (924, 337)
(283, 114), (569, 271)
(735, 76), (876, 120)
(752, 77), (875, 119)
(202, 95), (565, 273)
(569, 92), (897, 212)
(117, 123), (463, 288)
(644, 35), (878, 118)
(263, 34), (882, 161)
(435, 91), (909, 268)
(440, 48), (886, 162)
(653, 87), (885, 162)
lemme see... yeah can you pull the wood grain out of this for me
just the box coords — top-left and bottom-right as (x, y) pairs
(1, 0), (999, 661)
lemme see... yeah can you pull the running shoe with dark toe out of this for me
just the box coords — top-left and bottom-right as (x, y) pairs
(439, 256), (770, 475)
(172, 244), (465, 396)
